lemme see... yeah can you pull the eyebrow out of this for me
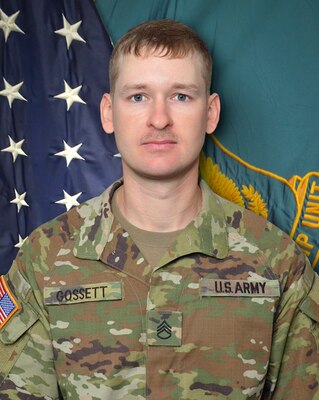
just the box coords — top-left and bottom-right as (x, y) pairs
(120, 84), (147, 93)
(119, 83), (201, 94)
(171, 84), (200, 93)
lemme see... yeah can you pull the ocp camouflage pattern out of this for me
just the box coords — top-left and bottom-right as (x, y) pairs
(0, 180), (318, 399)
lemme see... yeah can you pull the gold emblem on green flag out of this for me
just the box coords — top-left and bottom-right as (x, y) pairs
(202, 135), (319, 272)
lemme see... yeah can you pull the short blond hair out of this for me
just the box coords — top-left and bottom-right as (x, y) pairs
(109, 19), (212, 93)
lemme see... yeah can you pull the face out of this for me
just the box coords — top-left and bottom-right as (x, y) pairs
(101, 50), (220, 182)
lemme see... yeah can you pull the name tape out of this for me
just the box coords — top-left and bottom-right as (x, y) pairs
(44, 282), (122, 305)
(200, 279), (280, 297)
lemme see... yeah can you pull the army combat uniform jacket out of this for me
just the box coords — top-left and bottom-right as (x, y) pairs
(0, 180), (319, 399)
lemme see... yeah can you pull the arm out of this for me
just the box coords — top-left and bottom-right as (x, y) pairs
(263, 260), (319, 399)
(0, 260), (59, 399)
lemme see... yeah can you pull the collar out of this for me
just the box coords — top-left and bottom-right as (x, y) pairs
(73, 180), (122, 260)
(74, 179), (229, 262)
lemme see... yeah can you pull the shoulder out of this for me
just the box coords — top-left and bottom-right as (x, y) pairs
(208, 189), (315, 292)
(0, 189), (110, 346)
(19, 190), (107, 256)
(30, 190), (107, 243)
(2, 191), (111, 301)
(213, 191), (319, 330)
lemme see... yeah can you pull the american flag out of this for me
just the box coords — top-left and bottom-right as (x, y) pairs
(0, 0), (122, 274)
(0, 275), (19, 327)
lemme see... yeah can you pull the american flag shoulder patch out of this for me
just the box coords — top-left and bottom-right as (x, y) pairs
(0, 275), (21, 329)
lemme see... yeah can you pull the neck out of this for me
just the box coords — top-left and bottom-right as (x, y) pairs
(116, 171), (202, 232)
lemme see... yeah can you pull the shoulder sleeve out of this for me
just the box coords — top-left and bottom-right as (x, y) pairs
(299, 271), (319, 323)
(264, 260), (319, 399)
(0, 257), (59, 399)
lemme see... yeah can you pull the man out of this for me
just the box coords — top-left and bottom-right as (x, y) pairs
(0, 19), (318, 400)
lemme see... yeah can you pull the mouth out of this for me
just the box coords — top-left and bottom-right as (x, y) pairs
(141, 132), (178, 145)
(141, 140), (177, 151)
(142, 139), (177, 145)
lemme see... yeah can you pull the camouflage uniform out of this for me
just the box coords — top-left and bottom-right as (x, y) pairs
(0, 180), (318, 399)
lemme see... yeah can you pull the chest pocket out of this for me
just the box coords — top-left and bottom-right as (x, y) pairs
(44, 281), (127, 359)
(44, 280), (146, 383)
(180, 278), (280, 397)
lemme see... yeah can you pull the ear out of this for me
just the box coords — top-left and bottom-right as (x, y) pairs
(206, 93), (220, 134)
(100, 93), (114, 134)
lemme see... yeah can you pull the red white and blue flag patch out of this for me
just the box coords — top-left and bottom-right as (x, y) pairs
(0, 276), (20, 329)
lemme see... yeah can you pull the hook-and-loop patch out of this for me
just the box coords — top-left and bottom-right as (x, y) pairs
(0, 276), (21, 329)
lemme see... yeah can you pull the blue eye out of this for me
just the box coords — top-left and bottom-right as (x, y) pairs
(132, 94), (144, 102)
(176, 94), (189, 101)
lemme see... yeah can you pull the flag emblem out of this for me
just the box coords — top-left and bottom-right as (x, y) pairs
(0, 275), (20, 329)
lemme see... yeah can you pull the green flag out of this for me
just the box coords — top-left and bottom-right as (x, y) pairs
(96, 0), (319, 271)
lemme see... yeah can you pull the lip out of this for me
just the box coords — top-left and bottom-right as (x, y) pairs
(142, 140), (177, 150)
(142, 140), (176, 145)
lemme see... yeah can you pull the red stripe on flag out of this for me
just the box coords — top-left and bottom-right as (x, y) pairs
(0, 280), (5, 297)
(0, 306), (6, 323)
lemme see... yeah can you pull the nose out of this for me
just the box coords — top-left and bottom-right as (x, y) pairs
(147, 98), (173, 130)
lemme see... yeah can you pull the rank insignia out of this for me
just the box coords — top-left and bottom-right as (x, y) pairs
(147, 310), (182, 347)
(0, 276), (21, 329)
(157, 320), (172, 340)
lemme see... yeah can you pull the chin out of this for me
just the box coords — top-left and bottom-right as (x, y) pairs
(136, 165), (196, 182)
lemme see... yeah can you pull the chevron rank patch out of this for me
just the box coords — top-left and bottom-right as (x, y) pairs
(147, 310), (182, 347)
(0, 276), (21, 329)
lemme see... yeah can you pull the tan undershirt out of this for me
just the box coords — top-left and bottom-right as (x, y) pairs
(111, 190), (181, 267)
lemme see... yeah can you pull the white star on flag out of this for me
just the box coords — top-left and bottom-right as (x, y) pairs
(54, 80), (86, 111)
(0, 0), (122, 276)
(1, 135), (27, 162)
(15, 235), (28, 249)
(54, 14), (86, 49)
(0, 78), (27, 108)
(54, 140), (85, 167)
(55, 190), (82, 211)
(10, 189), (29, 212)
(0, 8), (24, 42)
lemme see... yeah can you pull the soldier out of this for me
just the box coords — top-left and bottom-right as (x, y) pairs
(0, 19), (318, 400)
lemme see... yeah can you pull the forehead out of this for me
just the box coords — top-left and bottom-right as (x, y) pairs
(115, 51), (206, 89)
